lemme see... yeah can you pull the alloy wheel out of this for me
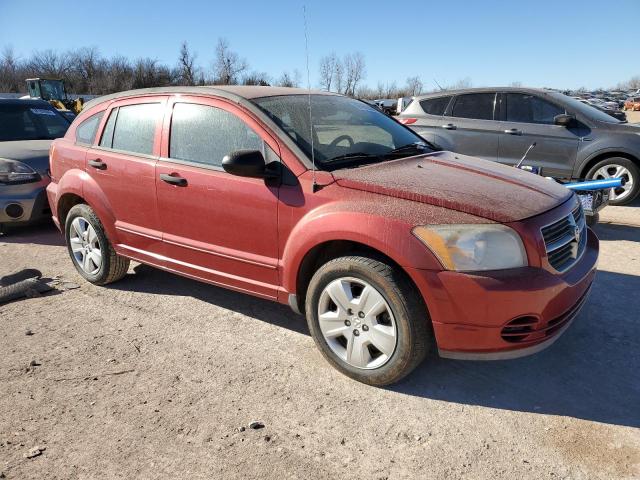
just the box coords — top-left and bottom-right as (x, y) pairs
(592, 164), (634, 202)
(69, 217), (102, 275)
(317, 277), (397, 369)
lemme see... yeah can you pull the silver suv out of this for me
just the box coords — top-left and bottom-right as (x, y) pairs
(399, 87), (640, 205)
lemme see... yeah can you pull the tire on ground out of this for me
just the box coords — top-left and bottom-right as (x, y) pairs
(65, 204), (130, 285)
(305, 255), (432, 386)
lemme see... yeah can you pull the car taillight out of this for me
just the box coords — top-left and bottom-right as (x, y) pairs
(399, 118), (417, 125)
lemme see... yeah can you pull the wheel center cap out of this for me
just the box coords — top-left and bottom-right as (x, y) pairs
(352, 317), (362, 328)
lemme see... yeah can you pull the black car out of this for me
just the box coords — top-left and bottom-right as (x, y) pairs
(0, 99), (71, 231)
(400, 87), (640, 205)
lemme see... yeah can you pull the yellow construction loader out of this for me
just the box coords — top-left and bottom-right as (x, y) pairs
(25, 78), (83, 116)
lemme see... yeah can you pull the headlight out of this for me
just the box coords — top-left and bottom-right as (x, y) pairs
(0, 158), (41, 184)
(413, 224), (527, 271)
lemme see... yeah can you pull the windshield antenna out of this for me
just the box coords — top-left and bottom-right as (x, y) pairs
(303, 5), (319, 192)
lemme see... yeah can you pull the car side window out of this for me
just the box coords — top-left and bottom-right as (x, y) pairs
(169, 103), (263, 168)
(505, 94), (565, 124)
(99, 108), (118, 147)
(76, 111), (104, 145)
(420, 96), (451, 116)
(451, 93), (495, 120)
(110, 103), (161, 155)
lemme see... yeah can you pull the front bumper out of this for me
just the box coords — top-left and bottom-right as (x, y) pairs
(0, 176), (51, 226)
(407, 227), (598, 359)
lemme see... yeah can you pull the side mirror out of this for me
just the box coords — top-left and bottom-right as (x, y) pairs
(222, 150), (277, 179)
(554, 114), (575, 127)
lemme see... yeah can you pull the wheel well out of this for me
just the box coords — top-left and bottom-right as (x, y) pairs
(580, 152), (639, 178)
(57, 193), (85, 232)
(295, 240), (420, 315)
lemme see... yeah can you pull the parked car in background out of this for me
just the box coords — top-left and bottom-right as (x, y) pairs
(624, 97), (640, 111)
(47, 86), (598, 385)
(0, 98), (71, 231)
(399, 87), (640, 205)
(578, 99), (627, 121)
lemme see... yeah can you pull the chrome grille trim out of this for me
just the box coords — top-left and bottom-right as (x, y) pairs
(541, 202), (587, 273)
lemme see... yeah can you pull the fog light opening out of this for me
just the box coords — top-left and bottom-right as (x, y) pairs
(5, 203), (24, 219)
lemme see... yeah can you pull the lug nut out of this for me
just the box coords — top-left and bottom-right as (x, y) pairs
(347, 308), (353, 315)
(353, 329), (360, 336)
(344, 320), (351, 327)
(358, 311), (365, 318)
(362, 325), (369, 331)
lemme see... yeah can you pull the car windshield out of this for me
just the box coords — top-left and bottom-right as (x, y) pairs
(550, 93), (623, 123)
(0, 103), (70, 141)
(252, 94), (433, 170)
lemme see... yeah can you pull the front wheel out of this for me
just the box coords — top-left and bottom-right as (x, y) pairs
(65, 204), (130, 285)
(586, 157), (639, 206)
(305, 255), (431, 386)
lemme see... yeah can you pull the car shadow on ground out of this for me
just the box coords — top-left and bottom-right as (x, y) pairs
(113, 264), (640, 429)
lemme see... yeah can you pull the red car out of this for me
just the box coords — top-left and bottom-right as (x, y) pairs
(47, 86), (598, 385)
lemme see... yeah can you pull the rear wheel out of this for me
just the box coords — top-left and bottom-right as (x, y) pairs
(65, 204), (130, 285)
(305, 255), (431, 386)
(586, 157), (639, 206)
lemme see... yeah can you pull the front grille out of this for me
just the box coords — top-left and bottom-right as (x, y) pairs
(541, 202), (586, 272)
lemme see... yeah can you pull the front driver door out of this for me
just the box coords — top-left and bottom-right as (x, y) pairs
(497, 92), (580, 178)
(155, 96), (280, 299)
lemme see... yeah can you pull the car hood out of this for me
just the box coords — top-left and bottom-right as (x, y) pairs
(332, 151), (573, 223)
(0, 140), (52, 173)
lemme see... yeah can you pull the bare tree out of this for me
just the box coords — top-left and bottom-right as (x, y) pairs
(342, 52), (365, 96)
(449, 77), (472, 90)
(334, 59), (344, 94)
(26, 49), (73, 79)
(177, 41), (197, 86)
(276, 70), (301, 87)
(318, 53), (338, 91)
(242, 71), (270, 86)
(405, 76), (423, 96)
(0, 46), (21, 92)
(213, 38), (247, 85)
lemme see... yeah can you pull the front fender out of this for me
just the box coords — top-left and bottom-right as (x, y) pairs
(280, 204), (443, 294)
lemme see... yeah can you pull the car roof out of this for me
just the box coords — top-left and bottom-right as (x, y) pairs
(411, 87), (559, 100)
(82, 85), (338, 111)
(0, 98), (55, 107)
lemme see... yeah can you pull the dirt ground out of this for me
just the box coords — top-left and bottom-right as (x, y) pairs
(1, 197), (639, 479)
(625, 110), (640, 123)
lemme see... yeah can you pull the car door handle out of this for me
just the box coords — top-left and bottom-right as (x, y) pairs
(159, 173), (188, 186)
(442, 123), (457, 130)
(504, 128), (523, 135)
(88, 159), (107, 170)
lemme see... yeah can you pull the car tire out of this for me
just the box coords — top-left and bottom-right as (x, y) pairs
(65, 204), (130, 285)
(305, 255), (431, 386)
(586, 157), (639, 206)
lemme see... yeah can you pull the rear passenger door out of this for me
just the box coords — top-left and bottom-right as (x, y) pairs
(155, 96), (280, 299)
(440, 92), (500, 161)
(86, 96), (166, 261)
(497, 92), (580, 178)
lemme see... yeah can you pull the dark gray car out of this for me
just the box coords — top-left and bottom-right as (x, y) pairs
(399, 87), (640, 205)
(0, 99), (70, 230)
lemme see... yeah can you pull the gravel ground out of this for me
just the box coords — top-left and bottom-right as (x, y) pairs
(1, 199), (639, 479)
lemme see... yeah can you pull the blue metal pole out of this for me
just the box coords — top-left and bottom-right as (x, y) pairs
(564, 178), (624, 191)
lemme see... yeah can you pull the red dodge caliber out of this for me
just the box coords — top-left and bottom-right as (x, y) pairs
(47, 86), (598, 385)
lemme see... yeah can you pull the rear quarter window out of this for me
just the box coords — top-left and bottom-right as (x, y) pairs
(419, 96), (452, 116)
(75, 111), (104, 145)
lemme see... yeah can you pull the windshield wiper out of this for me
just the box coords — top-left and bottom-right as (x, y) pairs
(325, 152), (381, 163)
(386, 142), (432, 156)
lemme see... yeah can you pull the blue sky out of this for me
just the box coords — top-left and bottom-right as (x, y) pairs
(0, 0), (638, 90)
